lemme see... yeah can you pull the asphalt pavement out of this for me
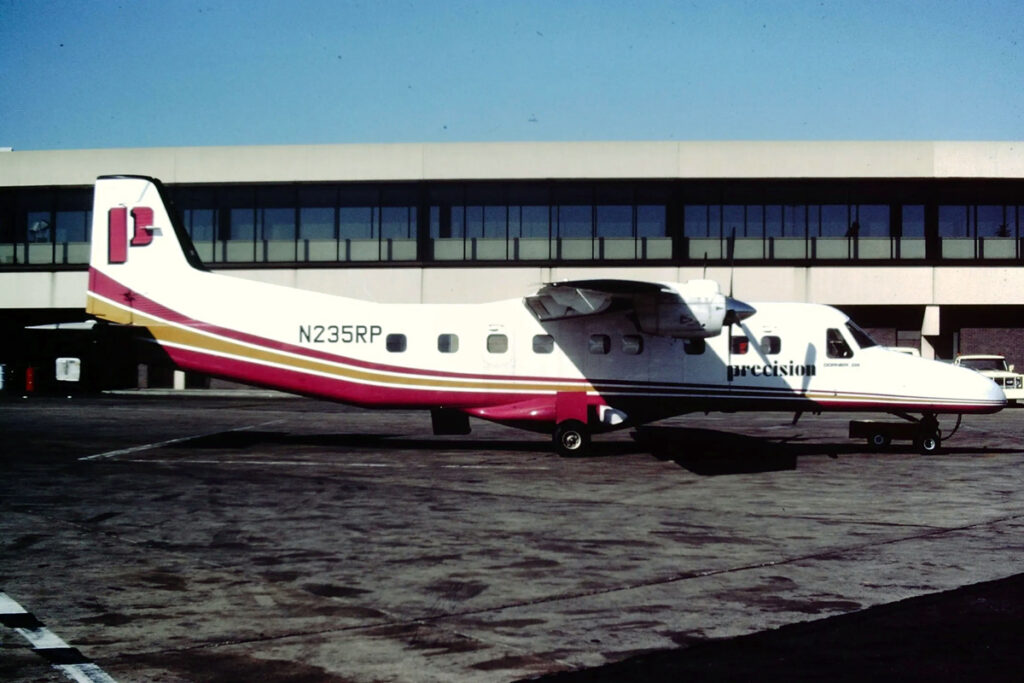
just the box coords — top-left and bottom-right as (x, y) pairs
(2, 394), (1022, 682)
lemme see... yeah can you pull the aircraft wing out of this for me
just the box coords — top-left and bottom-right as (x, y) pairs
(524, 278), (755, 338)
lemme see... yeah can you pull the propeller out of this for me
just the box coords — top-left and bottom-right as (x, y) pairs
(723, 229), (757, 379)
(726, 230), (736, 378)
(728, 230), (735, 298)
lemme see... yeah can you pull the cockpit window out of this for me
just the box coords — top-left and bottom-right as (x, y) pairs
(826, 328), (854, 359)
(845, 321), (878, 349)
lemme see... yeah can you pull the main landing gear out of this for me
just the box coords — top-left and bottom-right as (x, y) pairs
(849, 413), (956, 455)
(553, 420), (590, 457)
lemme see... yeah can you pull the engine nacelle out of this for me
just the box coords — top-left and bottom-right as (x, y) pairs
(633, 280), (728, 338)
(524, 278), (755, 339)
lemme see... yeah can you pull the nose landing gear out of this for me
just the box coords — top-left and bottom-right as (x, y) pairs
(913, 414), (942, 455)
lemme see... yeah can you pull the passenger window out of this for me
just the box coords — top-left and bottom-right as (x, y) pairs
(827, 328), (853, 358)
(684, 338), (705, 355)
(487, 334), (508, 353)
(533, 334), (554, 354)
(386, 334), (407, 353)
(437, 333), (459, 353)
(762, 335), (782, 354)
(589, 334), (611, 354)
(622, 335), (643, 355)
(731, 336), (749, 355)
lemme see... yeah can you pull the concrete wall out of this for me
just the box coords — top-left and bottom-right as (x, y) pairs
(3, 141), (1024, 187)
(3, 265), (1021, 310)
(0, 271), (87, 309)
(223, 265), (1024, 307)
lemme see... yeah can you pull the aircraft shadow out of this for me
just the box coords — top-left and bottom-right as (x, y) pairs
(633, 426), (805, 475)
(633, 426), (1024, 475)
(175, 429), (644, 456)
(177, 427), (799, 472)
(173, 429), (1023, 475)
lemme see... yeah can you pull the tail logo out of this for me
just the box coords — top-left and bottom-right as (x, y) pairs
(107, 206), (155, 264)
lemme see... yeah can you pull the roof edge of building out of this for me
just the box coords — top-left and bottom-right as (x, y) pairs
(1, 140), (1022, 186)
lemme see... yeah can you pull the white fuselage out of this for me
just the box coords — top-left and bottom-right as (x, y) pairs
(85, 175), (1006, 433)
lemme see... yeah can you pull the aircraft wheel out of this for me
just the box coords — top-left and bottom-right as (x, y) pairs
(553, 420), (590, 457)
(914, 432), (942, 455)
(867, 432), (891, 450)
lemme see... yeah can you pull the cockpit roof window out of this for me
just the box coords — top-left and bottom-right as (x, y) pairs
(845, 321), (878, 349)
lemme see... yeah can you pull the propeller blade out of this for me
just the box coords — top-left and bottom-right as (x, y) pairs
(728, 229), (736, 297)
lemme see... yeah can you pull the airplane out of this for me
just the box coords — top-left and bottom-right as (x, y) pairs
(85, 176), (1005, 456)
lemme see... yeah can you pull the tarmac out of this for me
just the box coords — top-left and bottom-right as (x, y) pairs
(1, 393), (1023, 682)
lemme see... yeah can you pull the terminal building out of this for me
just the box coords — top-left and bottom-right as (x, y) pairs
(1, 141), (1023, 392)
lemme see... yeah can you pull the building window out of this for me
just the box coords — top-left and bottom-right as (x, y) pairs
(533, 334), (554, 354)
(437, 334), (459, 353)
(856, 205), (890, 237)
(487, 334), (508, 353)
(13, 177), (1024, 273)
(386, 334), (407, 353)
(622, 335), (643, 355)
(428, 182), (670, 262)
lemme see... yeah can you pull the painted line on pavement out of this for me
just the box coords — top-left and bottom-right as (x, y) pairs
(79, 419), (284, 461)
(122, 458), (551, 470)
(1, 590), (118, 683)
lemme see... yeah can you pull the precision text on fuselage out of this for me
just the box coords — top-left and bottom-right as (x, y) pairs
(727, 362), (817, 381)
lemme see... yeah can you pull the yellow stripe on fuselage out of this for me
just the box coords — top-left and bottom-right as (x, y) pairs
(86, 293), (590, 394)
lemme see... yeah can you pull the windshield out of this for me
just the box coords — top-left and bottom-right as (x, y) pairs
(960, 358), (1007, 372)
(844, 321), (878, 349)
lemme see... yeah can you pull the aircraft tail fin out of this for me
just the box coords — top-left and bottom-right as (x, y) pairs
(87, 175), (206, 323)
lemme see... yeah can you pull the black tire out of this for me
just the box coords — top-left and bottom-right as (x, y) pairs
(553, 420), (590, 457)
(914, 432), (941, 455)
(867, 432), (891, 450)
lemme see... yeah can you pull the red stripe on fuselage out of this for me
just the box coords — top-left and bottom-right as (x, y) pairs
(87, 268), (1003, 417)
(87, 267), (585, 385)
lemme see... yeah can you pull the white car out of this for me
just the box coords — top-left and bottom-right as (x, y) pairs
(886, 346), (921, 357)
(953, 355), (1024, 404)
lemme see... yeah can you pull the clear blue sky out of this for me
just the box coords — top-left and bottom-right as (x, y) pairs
(1, 0), (1022, 150)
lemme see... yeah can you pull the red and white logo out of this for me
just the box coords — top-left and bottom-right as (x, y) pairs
(107, 206), (154, 264)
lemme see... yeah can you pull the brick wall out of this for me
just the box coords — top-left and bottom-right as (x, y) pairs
(863, 328), (897, 347)
(960, 328), (1024, 371)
